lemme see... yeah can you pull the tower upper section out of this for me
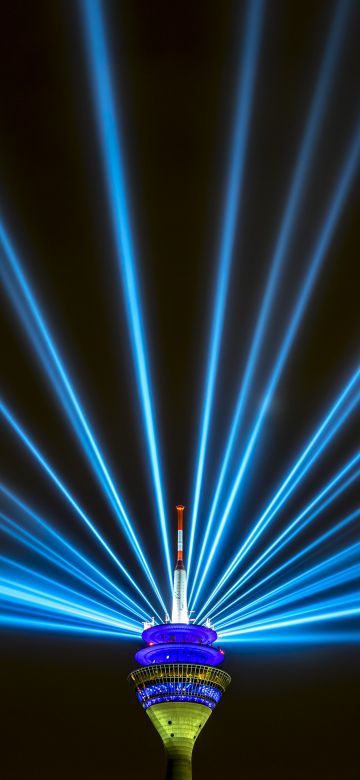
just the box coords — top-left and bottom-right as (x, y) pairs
(129, 505), (231, 780)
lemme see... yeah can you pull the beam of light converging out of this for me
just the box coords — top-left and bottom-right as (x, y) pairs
(216, 550), (360, 630)
(1, 582), (137, 633)
(0, 557), (142, 633)
(200, 471), (360, 624)
(219, 631), (360, 645)
(0, 556), (143, 630)
(218, 591), (360, 633)
(0, 402), (162, 620)
(197, 411), (360, 631)
(218, 605), (360, 639)
(0, 225), (164, 610)
(218, 596), (360, 635)
(211, 507), (360, 623)
(0, 564), (141, 633)
(216, 542), (360, 629)
(192, 117), (360, 609)
(189, 0), (353, 603)
(204, 461), (360, 620)
(224, 458), (360, 594)
(188, 0), (265, 576)
(0, 615), (140, 639)
(207, 382), (360, 606)
(0, 512), (145, 620)
(79, 0), (171, 589)
(219, 564), (360, 631)
(195, 368), (360, 619)
(224, 589), (360, 628)
(0, 486), (145, 618)
(207, 454), (360, 620)
(0, 485), (146, 618)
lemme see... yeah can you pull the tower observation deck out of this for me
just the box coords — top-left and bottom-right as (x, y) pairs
(129, 506), (231, 779)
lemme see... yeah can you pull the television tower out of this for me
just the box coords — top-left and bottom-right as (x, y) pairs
(129, 506), (231, 779)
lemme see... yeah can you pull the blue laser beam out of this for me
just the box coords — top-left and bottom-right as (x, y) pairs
(79, 0), (171, 588)
(1, 582), (137, 632)
(217, 557), (360, 630)
(190, 0), (353, 602)
(0, 223), (165, 609)
(210, 385), (360, 601)
(0, 512), (145, 620)
(195, 369), (360, 618)
(232, 463), (360, 591)
(218, 631), (360, 644)
(218, 591), (360, 634)
(211, 507), (360, 622)
(1, 575), (139, 633)
(206, 463), (360, 619)
(218, 605), (360, 638)
(211, 444), (360, 608)
(230, 588), (360, 627)
(0, 556), (141, 630)
(194, 141), (360, 585)
(0, 614), (140, 639)
(0, 485), (146, 618)
(0, 402), (162, 619)
(193, 118), (360, 609)
(188, 0), (265, 575)
(220, 566), (360, 630)
(215, 541), (360, 629)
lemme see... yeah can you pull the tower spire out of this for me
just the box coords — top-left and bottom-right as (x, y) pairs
(176, 504), (184, 564)
(171, 504), (189, 623)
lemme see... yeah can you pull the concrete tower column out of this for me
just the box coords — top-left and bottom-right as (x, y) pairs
(147, 701), (212, 780)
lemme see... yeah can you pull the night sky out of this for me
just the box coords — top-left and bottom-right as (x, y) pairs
(1, 1), (359, 778)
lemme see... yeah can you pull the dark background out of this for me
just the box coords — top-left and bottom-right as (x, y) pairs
(1, 1), (359, 777)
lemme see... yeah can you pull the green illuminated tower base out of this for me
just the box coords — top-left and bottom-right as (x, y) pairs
(147, 701), (212, 780)
(129, 660), (230, 779)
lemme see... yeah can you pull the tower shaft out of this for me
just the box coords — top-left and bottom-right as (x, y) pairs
(147, 702), (211, 780)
